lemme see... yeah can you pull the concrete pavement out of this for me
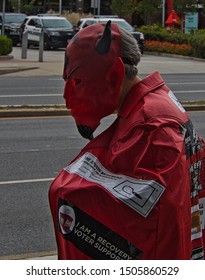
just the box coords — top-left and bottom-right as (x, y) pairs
(0, 47), (205, 260)
(0, 46), (65, 76)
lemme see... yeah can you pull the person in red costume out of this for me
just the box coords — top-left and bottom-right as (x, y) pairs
(49, 21), (205, 260)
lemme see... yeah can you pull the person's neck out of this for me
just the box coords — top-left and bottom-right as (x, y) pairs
(117, 75), (141, 113)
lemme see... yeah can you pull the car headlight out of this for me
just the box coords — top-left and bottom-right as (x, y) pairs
(140, 33), (144, 40)
(49, 31), (60, 36)
(7, 27), (19, 33)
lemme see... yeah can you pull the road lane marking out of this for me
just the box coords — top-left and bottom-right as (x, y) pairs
(0, 90), (205, 99)
(0, 94), (62, 98)
(0, 178), (54, 185)
(168, 82), (205, 85)
(0, 86), (61, 90)
(173, 90), (205, 93)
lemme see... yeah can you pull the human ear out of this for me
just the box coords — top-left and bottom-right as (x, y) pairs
(107, 57), (125, 91)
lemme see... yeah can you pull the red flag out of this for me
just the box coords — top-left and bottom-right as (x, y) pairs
(165, 10), (181, 27)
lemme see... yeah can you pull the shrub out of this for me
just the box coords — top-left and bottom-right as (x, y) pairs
(139, 25), (191, 44)
(145, 40), (193, 56)
(0, 36), (12, 55)
(189, 33), (205, 59)
(138, 25), (205, 59)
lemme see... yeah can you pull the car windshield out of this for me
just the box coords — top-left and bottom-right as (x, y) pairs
(42, 18), (73, 29)
(98, 19), (134, 32)
(112, 20), (134, 32)
(4, 14), (26, 24)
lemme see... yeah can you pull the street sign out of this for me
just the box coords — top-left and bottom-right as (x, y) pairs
(185, 12), (198, 34)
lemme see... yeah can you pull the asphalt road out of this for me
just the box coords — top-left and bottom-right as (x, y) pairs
(0, 113), (205, 258)
(0, 75), (64, 106)
(0, 73), (205, 106)
(0, 116), (86, 258)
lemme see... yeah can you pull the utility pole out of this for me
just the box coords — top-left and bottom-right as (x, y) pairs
(59, 0), (62, 14)
(97, 0), (101, 15)
(162, 0), (165, 27)
(1, 0), (5, 36)
(91, 0), (100, 15)
(76, 0), (84, 13)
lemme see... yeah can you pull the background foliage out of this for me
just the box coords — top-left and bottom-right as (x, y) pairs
(0, 36), (12, 55)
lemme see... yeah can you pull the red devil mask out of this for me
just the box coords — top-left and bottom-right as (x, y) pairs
(63, 21), (125, 140)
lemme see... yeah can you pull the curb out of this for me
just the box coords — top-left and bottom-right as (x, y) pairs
(144, 52), (205, 62)
(0, 54), (13, 60)
(0, 250), (57, 260)
(0, 104), (70, 118)
(183, 105), (205, 111)
(0, 67), (39, 75)
(0, 107), (70, 118)
(0, 104), (205, 119)
(0, 54), (40, 75)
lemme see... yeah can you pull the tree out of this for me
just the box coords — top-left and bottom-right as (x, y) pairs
(9, 0), (35, 14)
(198, 0), (205, 15)
(8, 0), (19, 12)
(21, 0), (36, 14)
(111, 0), (138, 19)
(136, 0), (162, 25)
(174, 0), (198, 14)
(174, 0), (205, 14)
(173, 0), (205, 29)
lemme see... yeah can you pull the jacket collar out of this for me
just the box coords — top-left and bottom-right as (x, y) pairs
(118, 71), (165, 118)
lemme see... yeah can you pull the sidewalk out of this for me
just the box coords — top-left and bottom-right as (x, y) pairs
(0, 47), (64, 76)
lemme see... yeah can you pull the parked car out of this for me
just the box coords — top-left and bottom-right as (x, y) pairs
(75, 16), (144, 54)
(20, 14), (75, 50)
(0, 12), (27, 46)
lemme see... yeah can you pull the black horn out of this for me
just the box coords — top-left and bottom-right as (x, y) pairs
(96, 20), (112, 54)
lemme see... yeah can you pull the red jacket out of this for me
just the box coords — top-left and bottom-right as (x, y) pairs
(49, 71), (205, 260)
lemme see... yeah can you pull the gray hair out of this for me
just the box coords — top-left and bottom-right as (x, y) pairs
(119, 27), (141, 79)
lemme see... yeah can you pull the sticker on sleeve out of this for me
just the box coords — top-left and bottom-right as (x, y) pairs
(58, 198), (143, 260)
(199, 197), (205, 230)
(168, 90), (185, 112)
(64, 152), (165, 217)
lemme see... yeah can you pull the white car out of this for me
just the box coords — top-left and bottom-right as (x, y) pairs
(20, 14), (75, 50)
(75, 16), (144, 54)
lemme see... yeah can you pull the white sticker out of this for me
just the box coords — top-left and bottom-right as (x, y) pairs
(64, 153), (165, 218)
(168, 90), (185, 112)
(199, 197), (205, 230)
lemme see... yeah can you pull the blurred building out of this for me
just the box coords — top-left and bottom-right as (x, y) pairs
(0, 0), (112, 14)
(0, 1), (174, 15)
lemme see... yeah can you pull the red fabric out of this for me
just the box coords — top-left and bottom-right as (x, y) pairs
(167, 0), (173, 15)
(63, 23), (123, 132)
(165, 10), (181, 27)
(49, 71), (205, 260)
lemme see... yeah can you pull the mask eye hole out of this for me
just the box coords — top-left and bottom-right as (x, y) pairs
(72, 78), (81, 86)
